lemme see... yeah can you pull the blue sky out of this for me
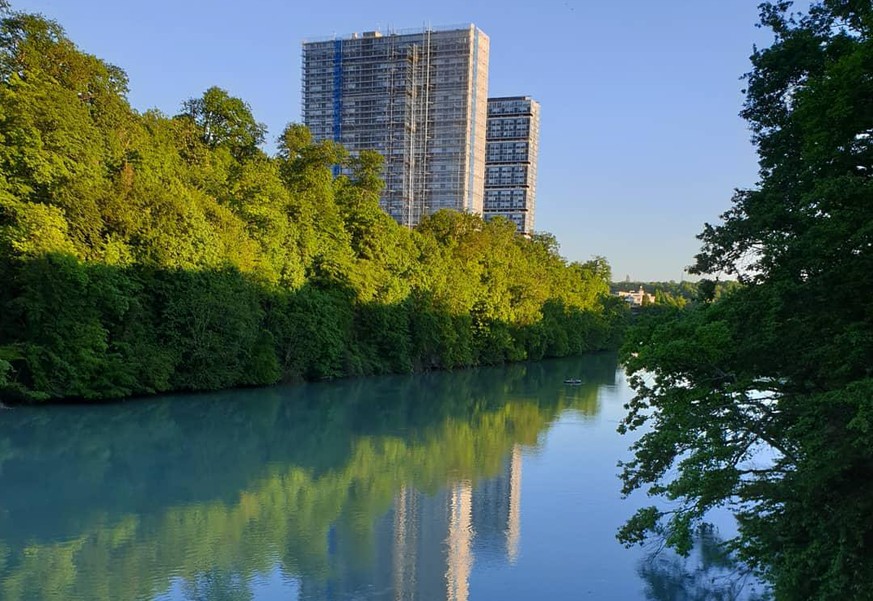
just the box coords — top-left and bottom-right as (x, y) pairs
(14, 0), (775, 281)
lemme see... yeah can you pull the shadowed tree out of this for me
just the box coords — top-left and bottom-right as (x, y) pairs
(619, 2), (873, 599)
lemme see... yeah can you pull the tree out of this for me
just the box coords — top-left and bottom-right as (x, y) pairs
(619, 2), (873, 599)
(179, 87), (266, 159)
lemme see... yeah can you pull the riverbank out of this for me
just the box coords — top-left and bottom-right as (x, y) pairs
(0, 257), (626, 403)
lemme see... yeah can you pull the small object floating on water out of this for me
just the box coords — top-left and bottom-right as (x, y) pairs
(563, 379), (583, 385)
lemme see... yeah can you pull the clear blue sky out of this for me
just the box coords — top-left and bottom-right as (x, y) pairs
(14, 0), (776, 281)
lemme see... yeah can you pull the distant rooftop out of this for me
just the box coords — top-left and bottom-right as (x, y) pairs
(489, 96), (537, 102)
(302, 23), (481, 44)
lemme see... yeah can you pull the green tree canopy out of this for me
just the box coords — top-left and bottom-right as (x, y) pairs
(179, 86), (266, 159)
(619, 2), (873, 599)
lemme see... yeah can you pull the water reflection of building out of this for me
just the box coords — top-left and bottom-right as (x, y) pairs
(298, 445), (523, 600)
(471, 444), (522, 566)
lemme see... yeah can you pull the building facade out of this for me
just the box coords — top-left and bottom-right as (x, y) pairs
(483, 96), (540, 235)
(616, 286), (656, 307)
(302, 26), (489, 226)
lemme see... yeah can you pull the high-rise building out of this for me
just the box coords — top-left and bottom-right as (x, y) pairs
(302, 26), (490, 226)
(483, 97), (540, 235)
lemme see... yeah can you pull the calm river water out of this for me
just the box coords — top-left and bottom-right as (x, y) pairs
(0, 353), (767, 600)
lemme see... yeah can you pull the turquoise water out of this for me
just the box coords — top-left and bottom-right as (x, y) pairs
(0, 354), (765, 600)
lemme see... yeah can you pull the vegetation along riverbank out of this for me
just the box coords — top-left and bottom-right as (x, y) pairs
(0, 6), (626, 403)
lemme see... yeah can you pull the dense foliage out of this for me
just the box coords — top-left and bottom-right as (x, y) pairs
(618, 2), (873, 600)
(0, 7), (625, 402)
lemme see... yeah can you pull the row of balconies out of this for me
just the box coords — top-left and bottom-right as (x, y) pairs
(486, 177), (529, 186)
(487, 121), (531, 130)
(485, 189), (527, 199)
(489, 117), (530, 125)
(487, 104), (533, 117)
(486, 130), (531, 141)
(486, 152), (530, 162)
(487, 164), (527, 173)
(484, 201), (529, 211)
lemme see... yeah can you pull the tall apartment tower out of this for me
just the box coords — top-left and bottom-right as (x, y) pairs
(302, 26), (490, 226)
(483, 97), (540, 235)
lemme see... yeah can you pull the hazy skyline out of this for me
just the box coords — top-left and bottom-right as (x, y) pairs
(13, 0), (774, 281)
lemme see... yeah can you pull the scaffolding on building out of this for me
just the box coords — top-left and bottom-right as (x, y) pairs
(302, 26), (489, 227)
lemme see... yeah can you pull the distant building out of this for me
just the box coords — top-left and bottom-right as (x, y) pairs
(483, 97), (540, 235)
(302, 26), (490, 226)
(617, 286), (655, 307)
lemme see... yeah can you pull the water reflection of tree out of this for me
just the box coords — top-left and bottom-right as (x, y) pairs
(0, 354), (618, 601)
(182, 570), (253, 601)
(639, 527), (771, 601)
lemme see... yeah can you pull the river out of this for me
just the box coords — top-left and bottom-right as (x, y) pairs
(0, 353), (767, 600)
